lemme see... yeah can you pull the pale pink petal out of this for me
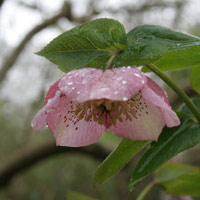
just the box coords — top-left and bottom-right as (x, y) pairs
(109, 93), (165, 141)
(141, 79), (180, 127)
(31, 91), (61, 130)
(58, 67), (147, 102)
(47, 96), (105, 147)
(146, 77), (169, 104)
(44, 80), (61, 105)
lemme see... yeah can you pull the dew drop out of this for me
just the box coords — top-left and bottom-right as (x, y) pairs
(72, 87), (75, 90)
(122, 80), (127, 84)
(77, 91), (80, 94)
(67, 82), (73, 85)
(114, 91), (118, 95)
(134, 73), (141, 78)
(116, 76), (123, 81)
(123, 97), (128, 101)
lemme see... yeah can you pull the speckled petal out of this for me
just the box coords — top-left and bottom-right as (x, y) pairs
(58, 67), (147, 102)
(109, 94), (165, 141)
(47, 96), (105, 147)
(141, 78), (180, 127)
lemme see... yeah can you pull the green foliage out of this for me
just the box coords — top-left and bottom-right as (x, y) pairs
(37, 20), (200, 73)
(94, 139), (149, 185)
(37, 18), (127, 71)
(155, 162), (200, 196)
(128, 120), (200, 191)
(178, 97), (200, 122)
(114, 24), (200, 71)
(190, 64), (200, 93)
(67, 192), (96, 200)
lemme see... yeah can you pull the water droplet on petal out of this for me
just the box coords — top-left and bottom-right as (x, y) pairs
(123, 97), (128, 101)
(134, 73), (141, 78)
(67, 82), (73, 85)
(77, 91), (80, 94)
(72, 87), (75, 90)
(116, 76), (123, 81)
(141, 80), (145, 84)
(122, 80), (127, 84)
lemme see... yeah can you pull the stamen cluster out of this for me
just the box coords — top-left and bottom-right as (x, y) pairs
(75, 99), (136, 128)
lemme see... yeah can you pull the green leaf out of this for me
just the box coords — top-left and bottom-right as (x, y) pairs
(67, 192), (96, 200)
(155, 162), (200, 196)
(178, 97), (200, 121)
(128, 120), (200, 191)
(154, 46), (200, 71)
(114, 25), (200, 71)
(37, 18), (127, 72)
(94, 139), (149, 185)
(190, 64), (200, 93)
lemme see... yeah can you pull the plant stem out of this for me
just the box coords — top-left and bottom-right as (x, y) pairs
(105, 54), (118, 69)
(136, 182), (154, 200)
(146, 63), (200, 123)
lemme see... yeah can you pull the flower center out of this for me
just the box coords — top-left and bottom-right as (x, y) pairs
(75, 99), (136, 128)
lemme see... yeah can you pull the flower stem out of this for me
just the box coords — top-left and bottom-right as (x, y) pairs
(146, 63), (200, 123)
(136, 182), (154, 200)
(105, 54), (118, 69)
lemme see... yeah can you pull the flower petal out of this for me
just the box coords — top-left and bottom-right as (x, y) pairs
(141, 78), (180, 127)
(58, 67), (147, 102)
(47, 96), (105, 147)
(44, 80), (61, 105)
(109, 93), (165, 141)
(31, 91), (61, 130)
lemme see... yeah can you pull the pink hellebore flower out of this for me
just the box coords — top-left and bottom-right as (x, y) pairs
(32, 67), (180, 147)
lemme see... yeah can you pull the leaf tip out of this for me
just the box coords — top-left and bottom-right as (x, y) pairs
(128, 183), (135, 192)
(34, 50), (43, 56)
(128, 177), (140, 192)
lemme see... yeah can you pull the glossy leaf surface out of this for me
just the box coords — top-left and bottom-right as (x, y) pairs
(114, 25), (200, 71)
(37, 18), (127, 71)
(190, 64), (200, 94)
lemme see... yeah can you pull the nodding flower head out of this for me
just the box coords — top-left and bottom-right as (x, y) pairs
(32, 67), (180, 147)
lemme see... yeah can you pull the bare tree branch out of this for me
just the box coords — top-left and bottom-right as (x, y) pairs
(0, 1), (72, 85)
(0, 0), (98, 85)
(0, 0), (5, 9)
(108, 0), (187, 17)
(0, 141), (110, 189)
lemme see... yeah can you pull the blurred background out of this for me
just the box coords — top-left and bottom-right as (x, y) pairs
(0, 0), (200, 199)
